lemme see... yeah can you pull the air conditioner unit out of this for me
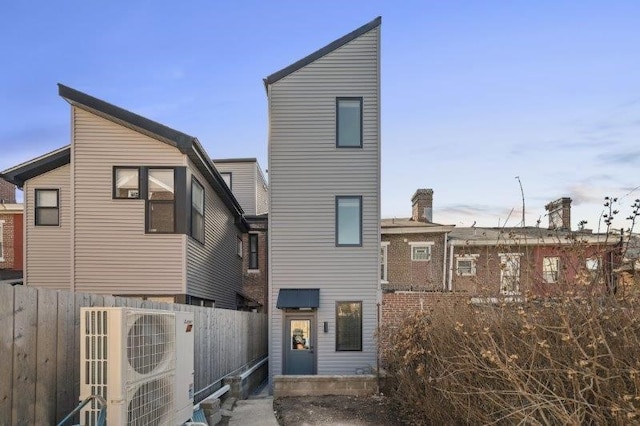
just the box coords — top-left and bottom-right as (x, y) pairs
(80, 307), (194, 425)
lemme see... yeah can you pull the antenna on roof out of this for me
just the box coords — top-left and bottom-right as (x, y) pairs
(515, 176), (525, 227)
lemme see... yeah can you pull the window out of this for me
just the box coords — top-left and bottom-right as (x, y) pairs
(336, 301), (362, 351)
(220, 172), (232, 190)
(336, 196), (362, 246)
(249, 234), (259, 270)
(147, 169), (175, 233)
(543, 257), (560, 283)
(0, 220), (4, 261)
(456, 254), (478, 276)
(586, 257), (600, 281)
(35, 189), (59, 226)
(410, 242), (433, 261)
(113, 167), (140, 199)
(380, 242), (389, 283)
(500, 253), (521, 295)
(191, 178), (205, 243)
(237, 236), (243, 258)
(336, 98), (363, 147)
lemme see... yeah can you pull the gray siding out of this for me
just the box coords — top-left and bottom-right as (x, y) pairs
(255, 165), (269, 215)
(268, 27), (380, 375)
(186, 159), (243, 309)
(72, 107), (186, 295)
(24, 165), (71, 290)
(214, 162), (256, 215)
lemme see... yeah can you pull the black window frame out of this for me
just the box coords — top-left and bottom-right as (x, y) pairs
(336, 97), (363, 148)
(35, 188), (60, 226)
(248, 233), (259, 270)
(146, 167), (176, 234)
(112, 166), (141, 199)
(335, 301), (363, 351)
(190, 177), (205, 244)
(220, 172), (232, 190)
(335, 195), (363, 247)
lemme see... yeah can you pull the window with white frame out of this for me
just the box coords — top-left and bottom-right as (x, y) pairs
(542, 257), (560, 283)
(456, 254), (478, 276)
(409, 242), (433, 261)
(237, 236), (243, 258)
(500, 253), (522, 295)
(0, 220), (4, 261)
(380, 242), (389, 282)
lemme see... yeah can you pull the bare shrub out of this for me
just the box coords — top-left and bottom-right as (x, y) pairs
(382, 291), (640, 425)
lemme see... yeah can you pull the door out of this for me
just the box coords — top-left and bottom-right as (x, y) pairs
(284, 314), (316, 375)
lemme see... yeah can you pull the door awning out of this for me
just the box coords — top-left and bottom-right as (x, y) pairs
(276, 289), (320, 309)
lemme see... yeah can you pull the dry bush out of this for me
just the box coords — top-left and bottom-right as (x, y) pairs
(382, 291), (640, 425)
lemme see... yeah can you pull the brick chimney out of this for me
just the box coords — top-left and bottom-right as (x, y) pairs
(545, 197), (571, 230)
(0, 179), (16, 203)
(411, 189), (433, 223)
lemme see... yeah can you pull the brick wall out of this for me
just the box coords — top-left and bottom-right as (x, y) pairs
(0, 213), (17, 269)
(242, 222), (268, 312)
(382, 232), (447, 291)
(0, 180), (16, 203)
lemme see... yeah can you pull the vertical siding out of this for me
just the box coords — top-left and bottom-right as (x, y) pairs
(186, 160), (243, 309)
(269, 27), (380, 375)
(72, 107), (186, 294)
(214, 162), (256, 215)
(24, 165), (71, 290)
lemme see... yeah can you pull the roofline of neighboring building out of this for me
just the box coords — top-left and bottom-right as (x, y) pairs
(263, 16), (382, 90)
(212, 158), (258, 164)
(449, 236), (619, 247)
(1, 145), (71, 188)
(382, 225), (455, 234)
(0, 203), (23, 212)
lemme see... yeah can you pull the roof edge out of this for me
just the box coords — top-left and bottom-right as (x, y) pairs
(263, 16), (381, 88)
(1, 145), (71, 187)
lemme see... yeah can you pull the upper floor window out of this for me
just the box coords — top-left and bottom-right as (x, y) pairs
(500, 253), (522, 295)
(336, 301), (362, 351)
(380, 242), (389, 283)
(336, 98), (363, 148)
(35, 189), (59, 226)
(409, 242), (433, 261)
(237, 236), (243, 258)
(147, 168), (175, 233)
(220, 172), (232, 190)
(542, 256), (560, 283)
(249, 233), (259, 270)
(191, 178), (205, 243)
(336, 196), (362, 246)
(113, 167), (140, 199)
(456, 254), (478, 276)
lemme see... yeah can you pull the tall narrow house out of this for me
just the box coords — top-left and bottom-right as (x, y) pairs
(264, 17), (381, 377)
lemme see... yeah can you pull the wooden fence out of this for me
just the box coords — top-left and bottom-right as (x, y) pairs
(0, 284), (268, 425)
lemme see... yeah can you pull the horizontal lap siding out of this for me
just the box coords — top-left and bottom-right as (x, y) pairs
(24, 165), (71, 289)
(269, 27), (380, 375)
(256, 168), (269, 215)
(214, 162), (256, 215)
(186, 160), (243, 309)
(72, 107), (186, 295)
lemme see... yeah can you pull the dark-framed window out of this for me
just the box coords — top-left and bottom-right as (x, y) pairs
(147, 168), (175, 233)
(35, 189), (59, 226)
(336, 301), (362, 351)
(220, 172), (232, 190)
(249, 234), (259, 270)
(191, 178), (205, 243)
(336, 97), (363, 148)
(237, 236), (243, 258)
(336, 196), (362, 246)
(113, 166), (140, 199)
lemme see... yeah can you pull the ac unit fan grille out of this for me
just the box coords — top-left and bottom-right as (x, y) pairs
(127, 374), (175, 425)
(127, 313), (175, 375)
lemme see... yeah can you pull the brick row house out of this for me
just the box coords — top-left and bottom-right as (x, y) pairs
(1, 84), (259, 309)
(381, 190), (621, 330)
(0, 179), (23, 282)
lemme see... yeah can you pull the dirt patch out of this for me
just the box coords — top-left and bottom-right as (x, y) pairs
(274, 394), (405, 425)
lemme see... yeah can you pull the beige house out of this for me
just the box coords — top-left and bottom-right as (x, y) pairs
(1, 84), (251, 309)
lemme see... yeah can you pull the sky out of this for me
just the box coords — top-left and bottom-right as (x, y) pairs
(1, 1), (639, 233)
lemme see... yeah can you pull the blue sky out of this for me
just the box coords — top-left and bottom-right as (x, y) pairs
(1, 1), (639, 232)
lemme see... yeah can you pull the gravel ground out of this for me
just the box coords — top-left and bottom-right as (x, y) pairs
(273, 394), (405, 425)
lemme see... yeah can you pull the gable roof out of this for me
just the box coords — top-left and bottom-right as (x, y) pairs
(1, 145), (71, 187)
(263, 16), (381, 89)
